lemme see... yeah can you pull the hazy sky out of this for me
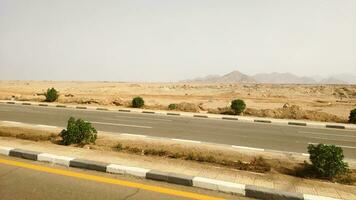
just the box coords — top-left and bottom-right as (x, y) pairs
(0, 0), (355, 81)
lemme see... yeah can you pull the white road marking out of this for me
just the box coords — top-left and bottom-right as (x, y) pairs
(91, 121), (152, 129)
(308, 142), (356, 149)
(114, 115), (172, 122)
(121, 133), (147, 138)
(231, 145), (265, 151)
(1, 121), (22, 125)
(299, 131), (356, 138)
(36, 125), (58, 129)
(171, 139), (202, 144)
(306, 136), (354, 143)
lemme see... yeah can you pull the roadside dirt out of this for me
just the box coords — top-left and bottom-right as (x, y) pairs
(1, 135), (356, 199)
(0, 81), (355, 123)
(0, 124), (355, 186)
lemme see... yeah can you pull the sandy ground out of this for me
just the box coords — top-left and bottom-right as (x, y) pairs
(0, 80), (355, 122)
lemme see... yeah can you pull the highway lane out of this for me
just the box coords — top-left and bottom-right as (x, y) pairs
(0, 104), (356, 158)
(0, 155), (245, 200)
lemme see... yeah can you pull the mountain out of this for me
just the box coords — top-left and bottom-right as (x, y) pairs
(252, 72), (316, 84)
(182, 70), (256, 83)
(183, 70), (354, 84)
(217, 71), (256, 83)
(328, 74), (356, 84)
(319, 77), (348, 84)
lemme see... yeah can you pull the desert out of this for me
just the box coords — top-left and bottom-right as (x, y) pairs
(1, 80), (355, 123)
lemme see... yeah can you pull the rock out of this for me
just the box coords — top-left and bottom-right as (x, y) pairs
(112, 98), (125, 106)
(176, 102), (200, 112)
(65, 94), (74, 97)
(283, 103), (290, 109)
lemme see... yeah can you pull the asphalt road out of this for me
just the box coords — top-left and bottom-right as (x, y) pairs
(0, 155), (247, 200)
(0, 104), (356, 158)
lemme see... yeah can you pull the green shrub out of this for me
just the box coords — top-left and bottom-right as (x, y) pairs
(308, 143), (350, 179)
(349, 109), (356, 124)
(230, 99), (246, 115)
(44, 88), (59, 102)
(59, 117), (97, 145)
(168, 103), (177, 110)
(132, 96), (144, 108)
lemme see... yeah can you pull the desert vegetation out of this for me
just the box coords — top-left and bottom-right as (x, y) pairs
(59, 117), (97, 145)
(132, 96), (144, 108)
(44, 87), (59, 102)
(350, 109), (356, 124)
(231, 99), (246, 115)
(296, 144), (351, 183)
(1, 81), (356, 123)
(168, 103), (178, 110)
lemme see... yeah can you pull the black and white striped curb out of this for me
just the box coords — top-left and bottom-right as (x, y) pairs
(0, 146), (341, 200)
(1, 100), (355, 130)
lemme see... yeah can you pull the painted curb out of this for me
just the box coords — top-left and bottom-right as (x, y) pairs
(76, 106), (87, 109)
(146, 170), (193, 186)
(38, 153), (74, 166)
(288, 122), (307, 126)
(325, 125), (345, 129)
(245, 185), (304, 200)
(146, 170), (169, 182)
(0, 146), (14, 156)
(0, 145), (343, 200)
(193, 115), (208, 118)
(9, 148), (41, 161)
(107, 164), (149, 178)
(142, 111), (155, 114)
(56, 105), (66, 108)
(118, 109), (131, 112)
(254, 119), (272, 123)
(192, 177), (245, 195)
(69, 159), (108, 172)
(166, 173), (193, 186)
(222, 117), (238, 120)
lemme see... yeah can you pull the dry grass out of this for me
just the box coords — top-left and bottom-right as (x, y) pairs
(0, 126), (58, 141)
(0, 125), (354, 184)
(111, 142), (271, 173)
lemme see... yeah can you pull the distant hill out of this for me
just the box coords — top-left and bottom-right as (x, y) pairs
(319, 77), (348, 84)
(182, 70), (256, 83)
(328, 74), (356, 84)
(183, 70), (353, 84)
(252, 72), (316, 84)
(217, 71), (256, 83)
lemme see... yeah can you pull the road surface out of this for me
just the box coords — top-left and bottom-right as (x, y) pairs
(0, 155), (249, 200)
(0, 104), (356, 158)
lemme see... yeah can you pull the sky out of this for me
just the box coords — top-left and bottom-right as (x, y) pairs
(0, 0), (355, 82)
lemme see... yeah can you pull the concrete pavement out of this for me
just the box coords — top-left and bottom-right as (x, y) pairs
(0, 103), (356, 158)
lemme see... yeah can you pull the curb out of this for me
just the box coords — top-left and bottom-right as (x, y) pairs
(97, 108), (108, 111)
(2, 100), (355, 130)
(0, 145), (342, 200)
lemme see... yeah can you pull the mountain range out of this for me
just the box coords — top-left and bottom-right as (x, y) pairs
(182, 71), (355, 84)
